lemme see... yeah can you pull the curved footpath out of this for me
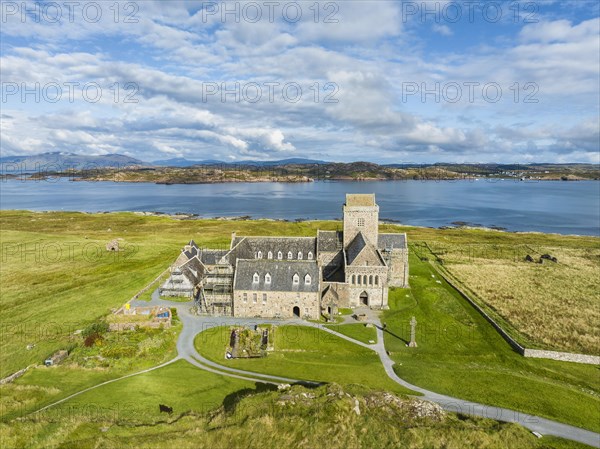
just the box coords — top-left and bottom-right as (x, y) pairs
(34, 294), (600, 448)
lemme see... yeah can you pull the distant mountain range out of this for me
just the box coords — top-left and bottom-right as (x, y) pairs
(151, 157), (328, 167)
(0, 152), (148, 171)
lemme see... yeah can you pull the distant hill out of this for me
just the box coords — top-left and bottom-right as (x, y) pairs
(0, 152), (149, 171)
(151, 157), (222, 167)
(152, 157), (328, 167)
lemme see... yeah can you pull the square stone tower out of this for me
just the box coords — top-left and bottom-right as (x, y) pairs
(343, 194), (379, 248)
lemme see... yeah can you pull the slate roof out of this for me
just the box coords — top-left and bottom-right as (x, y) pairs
(234, 259), (319, 292)
(179, 255), (204, 285)
(199, 250), (229, 265)
(183, 245), (199, 260)
(378, 233), (407, 250)
(230, 236), (317, 260)
(345, 194), (376, 207)
(346, 232), (367, 265)
(346, 232), (385, 266)
(317, 230), (343, 252)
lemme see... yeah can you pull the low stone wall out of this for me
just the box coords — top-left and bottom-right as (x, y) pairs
(523, 349), (600, 365)
(109, 320), (171, 332)
(0, 366), (29, 385)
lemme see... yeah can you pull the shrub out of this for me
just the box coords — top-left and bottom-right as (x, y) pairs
(82, 321), (110, 340)
(84, 333), (102, 347)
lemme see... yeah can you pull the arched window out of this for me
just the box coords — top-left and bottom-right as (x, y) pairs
(363, 275), (368, 285)
(298, 251), (303, 260)
(268, 251), (273, 259)
(265, 273), (271, 284)
(278, 251), (283, 260)
(369, 275), (373, 285)
(253, 273), (259, 283)
(375, 275), (379, 285)
(292, 273), (299, 285)
(351, 274), (356, 284)
(304, 274), (311, 285)
(257, 251), (263, 259)
(287, 251), (293, 260)
(357, 275), (362, 285)
(307, 251), (313, 260)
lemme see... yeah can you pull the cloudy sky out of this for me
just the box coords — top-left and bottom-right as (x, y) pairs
(1, 0), (599, 163)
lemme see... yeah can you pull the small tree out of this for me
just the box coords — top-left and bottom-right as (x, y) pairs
(82, 321), (110, 340)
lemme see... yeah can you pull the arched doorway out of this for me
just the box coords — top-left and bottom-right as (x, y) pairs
(293, 306), (300, 317)
(359, 291), (368, 306)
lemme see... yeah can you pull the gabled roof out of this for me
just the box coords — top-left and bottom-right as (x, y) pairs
(317, 230), (343, 252)
(322, 285), (339, 303)
(199, 250), (229, 265)
(179, 255), (204, 285)
(230, 236), (317, 259)
(346, 232), (385, 266)
(183, 245), (199, 259)
(346, 232), (367, 265)
(234, 259), (319, 292)
(378, 233), (407, 251)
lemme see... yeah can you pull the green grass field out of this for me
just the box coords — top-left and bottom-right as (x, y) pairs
(195, 325), (408, 394)
(383, 253), (600, 432)
(324, 323), (378, 344)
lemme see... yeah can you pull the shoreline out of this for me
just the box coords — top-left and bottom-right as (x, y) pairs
(2, 208), (598, 239)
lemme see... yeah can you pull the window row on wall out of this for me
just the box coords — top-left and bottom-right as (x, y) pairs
(253, 272), (312, 285)
(242, 292), (268, 304)
(256, 251), (313, 260)
(351, 274), (379, 286)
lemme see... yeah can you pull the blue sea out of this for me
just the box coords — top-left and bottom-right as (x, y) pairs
(1, 178), (598, 236)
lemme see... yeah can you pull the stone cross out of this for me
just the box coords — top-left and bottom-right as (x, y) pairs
(408, 316), (418, 348)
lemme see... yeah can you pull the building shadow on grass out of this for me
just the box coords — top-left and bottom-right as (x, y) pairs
(222, 381), (323, 413)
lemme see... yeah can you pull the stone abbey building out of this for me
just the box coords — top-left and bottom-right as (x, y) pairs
(160, 194), (408, 319)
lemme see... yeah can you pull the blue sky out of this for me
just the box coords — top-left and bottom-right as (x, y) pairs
(1, 0), (599, 163)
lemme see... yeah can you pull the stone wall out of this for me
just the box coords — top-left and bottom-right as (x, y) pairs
(233, 289), (320, 320)
(321, 281), (350, 308)
(523, 349), (600, 365)
(385, 248), (409, 288)
(345, 265), (388, 308)
(343, 205), (379, 247)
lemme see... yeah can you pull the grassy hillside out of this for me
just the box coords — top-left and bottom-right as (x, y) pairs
(0, 365), (591, 449)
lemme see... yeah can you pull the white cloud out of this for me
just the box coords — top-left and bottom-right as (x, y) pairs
(431, 24), (453, 36)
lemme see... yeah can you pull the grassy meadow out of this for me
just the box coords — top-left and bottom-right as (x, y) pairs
(324, 322), (378, 344)
(195, 325), (405, 394)
(419, 240), (600, 354)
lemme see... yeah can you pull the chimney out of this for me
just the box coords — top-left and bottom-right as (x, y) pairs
(230, 232), (236, 249)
